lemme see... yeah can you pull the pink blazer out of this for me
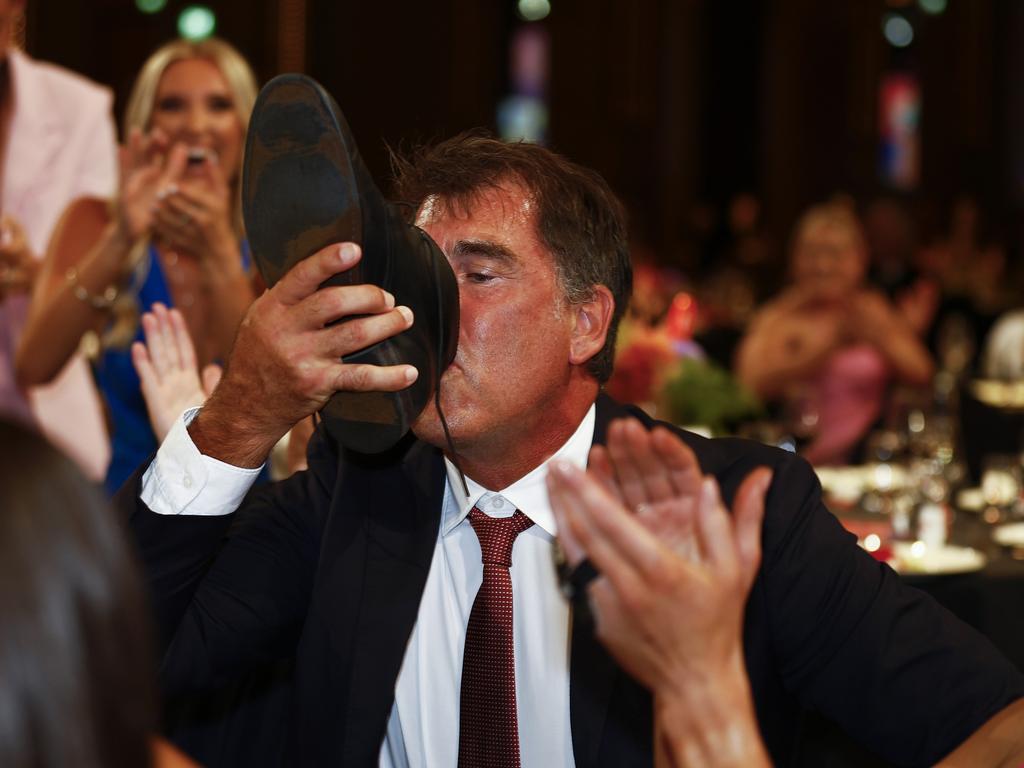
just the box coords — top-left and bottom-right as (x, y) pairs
(0, 49), (117, 480)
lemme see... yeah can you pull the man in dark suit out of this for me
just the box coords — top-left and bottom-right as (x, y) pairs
(126, 134), (1024, 767)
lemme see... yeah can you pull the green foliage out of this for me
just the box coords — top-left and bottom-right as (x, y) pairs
(661, 358), (762, 434)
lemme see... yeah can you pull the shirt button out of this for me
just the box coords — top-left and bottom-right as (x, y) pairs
(492, 497), (505, 510)
(183, 473), (193, 489)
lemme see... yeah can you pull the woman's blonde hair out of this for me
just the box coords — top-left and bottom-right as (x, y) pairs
(105, 38), (258, 348)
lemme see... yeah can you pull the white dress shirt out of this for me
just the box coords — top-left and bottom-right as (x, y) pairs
(141, 404), (596, 767)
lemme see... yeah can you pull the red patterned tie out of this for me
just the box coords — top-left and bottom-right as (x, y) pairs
(458, 506), (535, 768)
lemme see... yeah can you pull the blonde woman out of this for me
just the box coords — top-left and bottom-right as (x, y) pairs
(17, 37), (259, 492)
(736, 202), (933, 465)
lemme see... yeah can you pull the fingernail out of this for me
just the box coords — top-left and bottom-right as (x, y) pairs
(404, 366), (418, 383)
(702, 476), (717, 504)
(397, 305), (413, 324)
(550, 459), (575, 477)
(382, 290), (395, 308)
(338, 243), (359, 265)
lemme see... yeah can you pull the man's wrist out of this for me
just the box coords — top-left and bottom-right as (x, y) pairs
(187, 394), (282, 468)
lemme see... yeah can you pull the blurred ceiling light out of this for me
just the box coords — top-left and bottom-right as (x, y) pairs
(136, 0), (167, 13)
(178, 5), (216, 40)
(882, 14), (914, 48)
(918, 0), (947, 14)
(497, 95), (547, 143)
(517, 0), (551, 23)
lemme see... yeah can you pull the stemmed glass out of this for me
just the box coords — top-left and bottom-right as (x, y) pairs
(980, 455), (1022, 524)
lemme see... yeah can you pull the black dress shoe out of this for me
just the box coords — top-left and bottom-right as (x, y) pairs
(242, 74), (459, 453)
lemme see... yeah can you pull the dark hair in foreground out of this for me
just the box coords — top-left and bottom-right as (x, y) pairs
(0, 421), (156, 768)
(392, 131), (633, 383)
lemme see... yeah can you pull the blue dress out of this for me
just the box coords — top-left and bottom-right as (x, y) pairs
(95, 243), (253, 494)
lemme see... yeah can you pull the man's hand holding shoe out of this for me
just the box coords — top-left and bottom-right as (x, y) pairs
(188, 241), (417, 467)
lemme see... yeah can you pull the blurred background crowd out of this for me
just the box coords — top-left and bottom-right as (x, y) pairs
(9, 0), (1024, 485)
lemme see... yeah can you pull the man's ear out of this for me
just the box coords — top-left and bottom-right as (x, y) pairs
(569, 285), (614, 367)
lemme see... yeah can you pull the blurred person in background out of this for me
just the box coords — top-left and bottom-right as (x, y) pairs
(863, 195), (940, 338)
(918, 195), (1012, 373)
(0, 419), (196, 768)
(736, 201), (933, 465)
(16, 37), (259, 493)
(0, 0), (116, 479)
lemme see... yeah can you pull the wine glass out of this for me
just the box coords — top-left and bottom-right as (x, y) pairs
(980, 454), (1021, 524)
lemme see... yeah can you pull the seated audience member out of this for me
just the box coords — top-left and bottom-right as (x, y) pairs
(863, 195), (940, 338)
(16, 37), (259, 493)
(0, 0), (115, 479)
(736, 202), (934, 465)
(917, 196), (1010, 369)
(0, 419), (196, 768)
(123, 135), (1022, 766)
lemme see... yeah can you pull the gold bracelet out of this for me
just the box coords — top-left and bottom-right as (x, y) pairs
(65, 267), (119, 310)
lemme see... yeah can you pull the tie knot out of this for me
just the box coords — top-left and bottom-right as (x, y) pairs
(469, 506), (534, 568)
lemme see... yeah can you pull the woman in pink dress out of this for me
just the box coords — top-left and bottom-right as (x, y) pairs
(736, 202), (933, 465)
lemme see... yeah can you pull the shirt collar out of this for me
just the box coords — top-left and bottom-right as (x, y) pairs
(442, 403), (596, 538)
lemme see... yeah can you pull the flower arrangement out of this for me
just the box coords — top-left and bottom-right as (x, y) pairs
(607, 316), (761, 434)
(660, 357), (762, 435)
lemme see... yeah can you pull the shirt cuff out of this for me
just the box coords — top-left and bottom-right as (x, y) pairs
(140, 406), (264, 516)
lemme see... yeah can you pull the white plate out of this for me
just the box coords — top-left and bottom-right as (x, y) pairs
(993, 523), (1024, 548)
(890, 542), (987, 575)
(816, 464), (909, 504)
(970, 379), (1024, 409)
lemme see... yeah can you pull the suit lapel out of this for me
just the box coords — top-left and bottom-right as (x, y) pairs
(337, 439), (446, 763)
(569, 394), (634, 766)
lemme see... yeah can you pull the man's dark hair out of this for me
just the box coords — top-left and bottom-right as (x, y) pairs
(392, 131), (632, 383)
(0, 420), (157, 768)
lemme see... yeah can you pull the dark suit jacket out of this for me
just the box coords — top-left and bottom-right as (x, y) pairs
(122, 395), (1024, 767)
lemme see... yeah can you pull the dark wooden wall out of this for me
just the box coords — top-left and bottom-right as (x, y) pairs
(24, 0), (1022, 270)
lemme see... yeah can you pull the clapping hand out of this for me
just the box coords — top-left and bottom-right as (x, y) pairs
(117, 128), (185, 241)
(151, 152), (238, 269)
(131, 303), (222, 442)
(546, 418), (773, 767)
